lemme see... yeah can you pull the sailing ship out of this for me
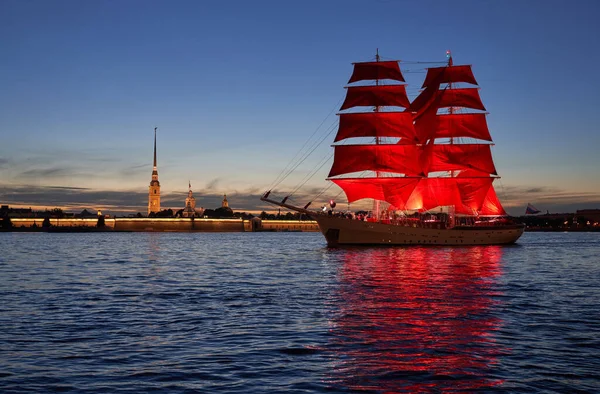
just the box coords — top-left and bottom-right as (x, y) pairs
(262, 51), (525, 246)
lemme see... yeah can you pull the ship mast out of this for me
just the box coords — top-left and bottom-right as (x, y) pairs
(447, 50), (455, 178)
(327, 52), (412, 216)
(446, 50), (456, 224)
(374, 48), (381, 220)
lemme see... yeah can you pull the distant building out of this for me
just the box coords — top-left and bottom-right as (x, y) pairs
(577, 209), (600, 224)
(182, 182), (204, 218)
(222, 194), (229, 208)
(1, 205), (34, 218)
(148, 127), (161, 215)
(75, 209), (98, 219)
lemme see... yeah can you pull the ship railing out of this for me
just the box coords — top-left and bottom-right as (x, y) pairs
(329, 212), (448, 229)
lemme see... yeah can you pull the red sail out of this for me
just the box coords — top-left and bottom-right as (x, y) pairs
(479, 186), (507, 216)
(409, 86), (437, 114)
(327, 57), (507, 217)
(437, 88), (486, 111)
(422, 65), (478, 88)
(416, 112), (492, 143)
(332, 177), (419, 207)
(456, 178), (494, 214)
(421, 144), (497, 176)
(332, 176), (498, 214)
(413, 105), (438, 143)
(405, 178), (461, 211)
(348, 61), (406, 84)
(328, 145), (423, 177)
(331, 178), (385, 202)
(410, 87), (486, 115)
(340, 85), (410, 110)
(403, 178), (493, 213)
(437, 113), (492, 141)
(335, 112), (417, 142)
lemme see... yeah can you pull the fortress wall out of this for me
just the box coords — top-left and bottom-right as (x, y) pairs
(10, 218), (112, 228)
(113, 218), (245, 232)
(7, 218), (320, 232)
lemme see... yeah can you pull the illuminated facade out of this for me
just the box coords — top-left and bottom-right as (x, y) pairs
(148, 127), (161, 215)
(183, 182), (197, 217)
(222, 194), (229, 208)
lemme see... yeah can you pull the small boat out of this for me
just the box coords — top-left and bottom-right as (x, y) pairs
(262, 50), (524, 246)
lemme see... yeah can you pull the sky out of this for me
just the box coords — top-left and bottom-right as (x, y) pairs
(1, 0), (599, 216)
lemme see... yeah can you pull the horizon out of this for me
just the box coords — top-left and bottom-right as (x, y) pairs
(1, 0), (599, 216)
(3, 196), (598, 219)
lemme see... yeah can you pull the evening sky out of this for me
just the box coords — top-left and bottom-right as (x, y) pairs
(1, 0), (599, 215)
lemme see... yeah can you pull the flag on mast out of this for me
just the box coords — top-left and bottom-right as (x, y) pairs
(525, 203), (541, 215)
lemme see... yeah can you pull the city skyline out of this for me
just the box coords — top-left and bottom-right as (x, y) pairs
(1, 0), (599, 216)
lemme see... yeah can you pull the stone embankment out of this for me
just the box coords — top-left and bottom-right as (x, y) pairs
(7, 218), (319, 232)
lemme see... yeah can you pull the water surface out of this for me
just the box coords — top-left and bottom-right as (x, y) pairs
(1, 232), (599, 392)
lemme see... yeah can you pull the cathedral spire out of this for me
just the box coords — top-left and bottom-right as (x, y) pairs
(153, 127), (157, 168)
(151, 127), (159, 181)
(148, 127), (161, 215)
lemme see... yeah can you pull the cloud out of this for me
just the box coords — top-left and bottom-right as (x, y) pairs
(120, 163), (149, 177)
(0, 185), (147, 213)
(2, 151), (142, 185)
(18, 167), (77, 178)
(498, 184), (600, 214)
(205, 178), (220, 190)
(523, 187), (557, 194)
(44, 185), (90, 190)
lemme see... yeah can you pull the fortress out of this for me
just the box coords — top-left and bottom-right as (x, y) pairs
(0, 128), (319, 232)
(4, 216), (319, 233)
(112, 128), (318, 231)
(145, 127), (231, 219)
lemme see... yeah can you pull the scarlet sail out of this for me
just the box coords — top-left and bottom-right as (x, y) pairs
(328, 145), (423, 177)
(331, 177), (419, 207)
(436, 88), (486, 111)
(411, 87), (486, 114)
(479, 186), (507, 216)
(414, 112), (492, 143)
(424, 144), (497, 175)
(328, 55), (508, 217)
(436, 113), (492, 141)
(340, 85), (410, 110)
(329, 144), (496, 177)
(332, 177), (497, 214)
(422, 65), (478, 88)
(348, 61), (406, 84)
(335, 112), (417, 142)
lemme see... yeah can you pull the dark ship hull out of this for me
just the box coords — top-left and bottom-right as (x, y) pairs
(314, 214), (524, 247)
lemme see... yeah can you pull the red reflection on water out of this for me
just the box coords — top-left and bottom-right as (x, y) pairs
(327, 246), (507, 392)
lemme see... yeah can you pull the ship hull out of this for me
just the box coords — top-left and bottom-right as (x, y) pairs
(315, 215), (524, 247)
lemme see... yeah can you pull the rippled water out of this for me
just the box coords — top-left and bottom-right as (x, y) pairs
(0, 232), (599, 393)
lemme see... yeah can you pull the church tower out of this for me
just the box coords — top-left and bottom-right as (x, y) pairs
(222, 194), (229, 208)
(183, 181), (196, 217)
(148, 127), (161, 215)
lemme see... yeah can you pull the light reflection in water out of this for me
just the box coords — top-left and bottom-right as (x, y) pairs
(148, 233), (161, 264)
(327, 246), (508, 392)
